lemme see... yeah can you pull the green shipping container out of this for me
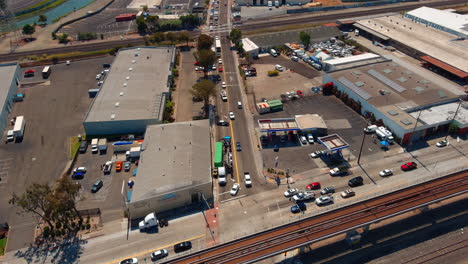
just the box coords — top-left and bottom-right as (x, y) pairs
(214, 142), (223, 167)
(267, 99), (283, 112)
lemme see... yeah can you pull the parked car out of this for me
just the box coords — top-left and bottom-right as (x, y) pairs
(124, 161), (131, 171)
(320, 187), (335, 195)
(299, 136), (307, 145)
(348, 176), (364, 187)
(120, 258), (138, 264)
(230, 183), (240, 196)
(306, 182), (321, 190)
(218, 66), (223, 72)
(212, 64), (217, 70)
(236, 141), (242, 152)
(174, 241), (192, 253)
(293, 191), (314, 202)
(275, 64), (284, 71)
(229, 111), (235, 120)
(73, 167), (87, 173)
(379, 169), (393, 177)
(401, 162), (417, 171)
(222, 81), (226, 88)
(79, 141), (88, 153)
(341, 189), (355, 198)
(217, 120), (229, 126)
(315, 196), (334, 206)
(237, 101), (242, 109)
(91, 180), (103, 193)
(310, 151), (325, 158)
(307, 134), (314, 144)
(284, 188), (299, 198)
(212, 167), (218, 177)
(290, 202), (306, 213)
(96, 74), (101, 80)
(115, 161), (123, 172)
(291, 56), (299, 61)
(97, 80), (104, 86)
(72, 171), (84, 180)
(244, 172), (252, 187)
(151, 249), (168, 261)
(436, 140), (448, 147)
(218, 58), (222, 64)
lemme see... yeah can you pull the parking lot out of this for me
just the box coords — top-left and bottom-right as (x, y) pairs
(257, 95), (398, 174)
(0, 56), (113, 251)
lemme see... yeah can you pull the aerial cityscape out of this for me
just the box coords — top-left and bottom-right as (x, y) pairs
(0, 0), (466, 263)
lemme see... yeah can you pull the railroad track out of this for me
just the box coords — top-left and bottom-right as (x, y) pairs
(164, 171), (468, 264)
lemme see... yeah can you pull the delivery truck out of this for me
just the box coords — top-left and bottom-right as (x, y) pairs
(139, 212), (159, 231)
(98, 138), (107, 154)
(13, 116), (25, 141)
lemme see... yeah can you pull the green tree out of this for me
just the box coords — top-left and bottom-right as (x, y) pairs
(178, 31), (190, 46)
(150, 32), (165, 43)
(22, 24), (35, 37)
(142, 5), (148, 12)
(197, 34), (213, 51)
(136, 16), (148, 34)
(299, 31), (311, 47)
(193, 49), (216, 77)
(38, 14), (47, 25)
(235, 41), (244, 54)
(190, 79), (216, 116)
(448, 123), (459, 134)
(55, 177), (83, 223)
(166, 32), (176, 44)
(58, 33), (69, 44)
(229, 28), (242, 45)
(146, 15), (159, 32)
(180, 14), (200, 28)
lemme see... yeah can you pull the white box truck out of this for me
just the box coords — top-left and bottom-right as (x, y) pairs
(98, 138), (107, 154)
(126, 146), (141, 160)
(268, 1), (272, 9)
(376, 126), (394, 143)
(13, 116), (25, 140)
(274, 0), (279, 8)
(139, 212), (158, 231)
(91, 138), (99, 153)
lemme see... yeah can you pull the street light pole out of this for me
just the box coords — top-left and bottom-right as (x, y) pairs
(444, 99), (463, 141)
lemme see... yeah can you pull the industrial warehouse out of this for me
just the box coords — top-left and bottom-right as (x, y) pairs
(127, 120), (212, 219)
(324, 57), (468, 144)
(83, 46), (176, 136)
(0, 63), (21, 135)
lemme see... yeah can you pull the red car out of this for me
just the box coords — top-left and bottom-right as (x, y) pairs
(401, 162), (417, 171)
(194, 61), (199, 66)
(296, 90), (303, 96)
(218, 66), (223, 72)
(306, 182), (321, 190)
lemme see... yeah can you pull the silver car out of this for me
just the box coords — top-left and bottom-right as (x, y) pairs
(315, 196), (334, 206)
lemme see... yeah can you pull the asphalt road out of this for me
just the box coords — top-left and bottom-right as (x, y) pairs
(1, 0), (465, 63)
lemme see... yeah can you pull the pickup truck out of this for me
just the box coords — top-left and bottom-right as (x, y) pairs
(102, 161), (112, 174)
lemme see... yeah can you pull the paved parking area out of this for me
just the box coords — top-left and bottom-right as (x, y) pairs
(257, 95), (395, 174)
(0, 56), (114, 251)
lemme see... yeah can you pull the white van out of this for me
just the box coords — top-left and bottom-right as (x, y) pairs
(270, 49), (278, 57)
(218, 166), (227, 186)
(275, 64), (283, 71)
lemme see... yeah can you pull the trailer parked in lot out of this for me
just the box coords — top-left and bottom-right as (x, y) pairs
(13, 116), (25, 141)
(98, 138), (107, 154)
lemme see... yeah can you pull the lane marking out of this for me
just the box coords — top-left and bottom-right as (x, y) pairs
(107, 234), (206, 264)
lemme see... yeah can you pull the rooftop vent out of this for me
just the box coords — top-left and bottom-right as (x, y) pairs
(120, 92), (124, 96)
(400, 119), (413, 125)
(137, 48), (141, 51)
(126, 76), (130, 80)
(115, 102), (120, 107)
(110, 114), (115, 120)
(388, 110), (399, 116)
(123, 83), (127, 87)
(129, 67), (133, 71)
(132, 60), (136, 64)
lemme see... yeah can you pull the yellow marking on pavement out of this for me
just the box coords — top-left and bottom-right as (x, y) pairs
(107, 234), (206, 264)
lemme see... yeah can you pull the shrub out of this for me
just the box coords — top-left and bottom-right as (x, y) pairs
(267, 70), (279, 77)
(86, 223), (91, 230)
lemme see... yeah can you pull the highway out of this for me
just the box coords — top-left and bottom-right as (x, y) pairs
(164, 170), (468, 264)
(0, 0), (466, 63)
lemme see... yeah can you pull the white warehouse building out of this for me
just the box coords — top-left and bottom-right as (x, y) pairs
(83, 46), (176, 136)
(242, 38), (259, 58)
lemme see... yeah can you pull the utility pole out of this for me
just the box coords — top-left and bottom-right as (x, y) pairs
(444, 98), (463, 141)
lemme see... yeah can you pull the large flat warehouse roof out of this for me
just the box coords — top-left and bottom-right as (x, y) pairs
(85, 47), (175, 123)
(130, 120), (211, 203)
(406, 7), (468, 38)
(355, 15), (468, 74)
(0, 64), (17, 108)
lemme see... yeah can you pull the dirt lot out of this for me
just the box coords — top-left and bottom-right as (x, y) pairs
(258, 95), (402, 174)
(0, 56), (113, 251)
(247, 55), (322, 100)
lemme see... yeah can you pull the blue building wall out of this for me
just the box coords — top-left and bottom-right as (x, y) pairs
(83, 119), (163, 136)
(0, 63), (20, 136)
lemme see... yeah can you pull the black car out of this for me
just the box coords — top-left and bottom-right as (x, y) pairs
(174, 241), (192, 253)
(236, 141), (241, 151)
(91, 180), (103, 193)
(217, 120), (229, 126)
(79, 141), (88, 153)
(348, 176), (364, 187)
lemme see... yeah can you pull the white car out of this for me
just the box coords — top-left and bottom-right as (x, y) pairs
(212, 64), (217, 70)
(215, 36), (219, 40)
(66, 60), (71, 65)
(73, 167), (87, 173)
(151, 249), (168, 261)
(307, 134), (314, 144)
(244, 172), (252, 187)
(97, 81), (104, 86)
(315, 196), (334, 206)
(210, 26), (213, 31)
(292, 191), (315, 202)
(436, 140), (448, 147)
(284, 188), (299, 198)
(310, 151), (325, 158)
(341, 189), (355, 198)
(230, 183), (240, 196)
(379, 169), (393, 177)
(120, 257), (138, 264)
(229, 111), (235, 120)
(299, 136), (307, 145)
(275, 64), (283, 71)
(222, 81), (226, 88)
(96, 74), (101, 80)
(218, 58), (222, 64)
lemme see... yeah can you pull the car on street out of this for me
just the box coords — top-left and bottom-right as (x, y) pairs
(151, 249), (168, 261)
(310, 150), (325, 158)
(436, 140), (448, 147)
(212, 64), (217, 70)
(66, 60), (71, 65)
(218, 58), (222, 64)
(284, 188), (299, 198)
(299, 136), (307, 145)
(244, 172), (252, 187)
(230, 183), (240, 196)
(315, 196), (334, 206)
(237, 101), (242, 109)
(79, 141), (88, 153)
(72, 171), (84, 180)
(320, 187), (335, 195)
(306, 182), (321, 190)
(174, 241), (192, 253)
(217, 120), (229, 126)
(348, 176), (364, 187)
(218, 66), (223, 72)
(290, 202), (306, 213)
(236, 141), (241, 151)
(220, 90), (227, 101)
(120, 258), (138, 264)
(115, 161), (123, 172)
(329, 166), (347, 176)
(91, 179), (103, 193)
(379, 169), (393, 177)
(215, 35), (219, 40)
(341, 189), (355, 198)
(124, 161), (131, 171)
(275, 64), (284, 71)
(222, 81), (226, 88)
(401, 162), (417, 171)
(96, 74), (101, 80)
(229, 111), (235, 120)
(291, 56), (299, 61)
(209, 26), (213, 31)
(97, 80), (104, 86)
(307, 134), (314, 144)
(292, 191), (314, 202)
(73, 167), (87, 173)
